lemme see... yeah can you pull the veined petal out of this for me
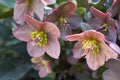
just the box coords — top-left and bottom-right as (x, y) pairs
(90, 7), (106, 21)
(33, 0), (44, 21)
(39, 66), (51, 78)
(27, 42), (45, 57)
(44, 0), (56, 5)
(45, 37), (60, 59)
(43, 22), (60, 38)
(24, 14), (43, 30)
(116, 21), (120, 40)
(66, 33), (85, 41)
(57, 1), (76, 17)
(67, 14), (83, 29)
(100, 42), (118, 61)
(86, 52), (105, 70)
(73, 41), (86, 59)
(13, 24), (35, 42)
(14, 1), (33, 24)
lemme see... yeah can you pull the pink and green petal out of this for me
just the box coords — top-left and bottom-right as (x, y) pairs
(13, 24), (35, 42)
(90, 7), (106, 21)
(73, 41), (86, 59)
(33, 0), (44, 21)
(39, 66), (51, 78)
(24, 14), (43, 30)
(43, 22), (60, 38)
(86, 52), (105, 70)
(14, 1), (33, 24)
(100, 43), (118, 61)
(45, 37), (60, 59)
(44, 0), (56, 4)
(57, 1), (76, 17)
(27, 42), (45, 57)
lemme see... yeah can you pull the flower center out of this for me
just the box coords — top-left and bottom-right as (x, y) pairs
(26, 0), (32, 6)
(82, 39), (100, 54)
(58, 17), (68, 31)
(30, 31), (48, 46)
(102, 23), (109, 31)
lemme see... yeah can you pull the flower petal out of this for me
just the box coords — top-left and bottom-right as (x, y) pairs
(27, 42), (45, 57)
(33, 0), (44, 21)
(43, 22), (60, 38)
(14, 1), (33, 24)
(86, 52), (105, 70)
(44, 0), (56, 4)
(100, 43), (118, 61)
(39, 66), (51, 78)
(73, 41), (86, 59)
(45, 37), (60, 59)
(67, 14), (83, 30)
(24, 14), (43, 30)
(90, 7), (106, 21)
(57, 1), (76, 17)
(13, 24), (35, 42)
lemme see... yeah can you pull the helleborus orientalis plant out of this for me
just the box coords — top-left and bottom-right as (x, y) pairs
(1, 0), (120, 79)
(13, 14), (60, 59)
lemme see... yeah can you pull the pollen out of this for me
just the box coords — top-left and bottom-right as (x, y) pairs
(82, 39), (100, 54)
(102, 23), (109, 31)
(58, 17), (68, 30)
(30, 31), (48, 46)
(26, 0), (32, 6)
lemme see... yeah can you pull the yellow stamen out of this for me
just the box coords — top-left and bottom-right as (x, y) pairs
(26, 0), (32, 6)
(82, 39), (100, 54)
(30, 31), (48, 46)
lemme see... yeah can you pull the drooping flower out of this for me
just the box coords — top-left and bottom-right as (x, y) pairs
(14, 0), (56, 24)
(66, 30), (118, 70)
(31, 57), (51, 78)
(46, 1), (83, 40)
(13, 14), (60, 59)
(88, 7), (117, 42)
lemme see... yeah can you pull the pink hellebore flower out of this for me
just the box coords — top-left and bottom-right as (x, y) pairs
(13, 14), (60, 59)
(88, 7), (117, 42)
(46, 1), (83, 40)
(66, 30), (118, 70)
(14, 0), (56, 24)
(31, 57), (51, 78)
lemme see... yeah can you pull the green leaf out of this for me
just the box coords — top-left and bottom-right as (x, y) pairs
(0, 60), (32, 80)
(0, 0), (15, 8)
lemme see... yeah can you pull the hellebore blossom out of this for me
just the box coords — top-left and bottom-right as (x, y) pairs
(46, 1), (83, 40)
(66, 30), (118, 70)
(14, 0), (56, 24)
(88, 7), (117, 42)
(13, 14), (60, 59)
(31, 57), (51, 78)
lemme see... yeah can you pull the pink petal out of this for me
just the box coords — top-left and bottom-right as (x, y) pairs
(86, 52), (105, 70)
(73, 41), (86, 59)
(66, 33), (85, 41)
(43, 22), (60, 38)
(13, 24), (35, 42)
(45, 37), (60, 59)
(90, 7), (106, 21)
(27, 42), (45, 57)
(24, 14), (43, 30)
(44, 0), (56, 5)
(100, 43), (118, 61)
(14, 1), (33, 24)
(39, 66), (51, 78)
(33, 0), (44, 21)
(57, 1), (76, 17)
